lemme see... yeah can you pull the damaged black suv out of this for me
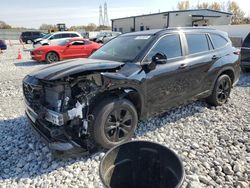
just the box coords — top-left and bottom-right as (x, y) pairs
(23, 28), (241, 155)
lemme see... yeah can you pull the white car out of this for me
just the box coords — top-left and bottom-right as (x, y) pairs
(33, 31), (82, 48)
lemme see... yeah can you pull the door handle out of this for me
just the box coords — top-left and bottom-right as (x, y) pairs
(178, 64), (187, 69)
(212, 55), (218, 60)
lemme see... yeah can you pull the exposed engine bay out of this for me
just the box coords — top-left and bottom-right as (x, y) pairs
(23, 74), (103, 157)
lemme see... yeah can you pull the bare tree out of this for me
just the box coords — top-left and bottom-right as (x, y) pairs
(210, 2), (221, 11)
(177, 1), (190, 10)
(39, 24), (56, 30)
(86, 23), (97, 31)
(0, 21), (12, 29)
(197, 2), (209, 9)
(227, 1), (245, 24)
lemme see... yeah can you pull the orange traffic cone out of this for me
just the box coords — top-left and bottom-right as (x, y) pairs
(17, 49), (22, 60)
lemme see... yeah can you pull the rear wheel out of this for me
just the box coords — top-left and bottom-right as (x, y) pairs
(206, 74), (232, 106)
(90, 98), (138, 149)
(46, 52), (59, 63)
(27, 40), (32, 44)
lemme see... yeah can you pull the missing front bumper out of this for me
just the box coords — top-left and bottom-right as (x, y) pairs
(25, 110), (89, 158)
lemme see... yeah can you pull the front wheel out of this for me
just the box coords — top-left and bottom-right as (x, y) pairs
(46, 52), (59, 63)
(206, 74), (232, 106)
(90, 98), (138, 149)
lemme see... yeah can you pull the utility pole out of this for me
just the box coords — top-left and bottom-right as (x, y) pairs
(99, 5), (104, 26)
(103, 2), (110, 26)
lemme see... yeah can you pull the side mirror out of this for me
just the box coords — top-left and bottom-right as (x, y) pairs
(143, 53), (167, 72)
(66, 43), (71, 47)
(152, 53), (167, 64)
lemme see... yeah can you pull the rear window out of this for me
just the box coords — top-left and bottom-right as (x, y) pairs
(210, 34), (228, 49)
(186, 34), (209, 54)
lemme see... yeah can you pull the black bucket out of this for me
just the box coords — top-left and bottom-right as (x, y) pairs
(99, 141), (185, 188)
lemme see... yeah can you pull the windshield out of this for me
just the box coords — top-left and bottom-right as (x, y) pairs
(43, 33), (52, 39)
(90, 35), (152, 62)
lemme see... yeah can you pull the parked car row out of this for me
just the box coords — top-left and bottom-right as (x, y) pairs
(17, 29), (250, 72)
(23, 28), (241, 154)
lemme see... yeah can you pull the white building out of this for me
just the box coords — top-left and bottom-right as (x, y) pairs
(111, 9), (232, 33)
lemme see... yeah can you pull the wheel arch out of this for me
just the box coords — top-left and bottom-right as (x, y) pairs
(216, 67), (235, 85)
(46, 51), (61, 61)
(90, 88), (144, 120)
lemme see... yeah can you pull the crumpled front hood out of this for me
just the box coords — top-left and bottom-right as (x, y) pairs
(29, 58), (124, 81)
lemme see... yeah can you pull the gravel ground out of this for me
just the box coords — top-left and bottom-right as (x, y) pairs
(0, 43), (250, 188)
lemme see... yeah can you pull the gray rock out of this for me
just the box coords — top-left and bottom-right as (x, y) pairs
(202, 162), (210, 169)
(199, 175), (210, 185)
(236, 181), (249, 188)
(233, 162), (243, 173)
(186, 175), (200, 182)
(188, 181), (202, 188)
(191, 143), (199, 149)
(223, 164), (234, 175)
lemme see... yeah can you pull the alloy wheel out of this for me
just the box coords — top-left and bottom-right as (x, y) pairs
(104, 108), (133, 142)
(216, 78), (231, 103)
(47, 53), (58, 63)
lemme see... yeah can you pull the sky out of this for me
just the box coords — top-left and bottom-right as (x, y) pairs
(0, 0), (249, 28)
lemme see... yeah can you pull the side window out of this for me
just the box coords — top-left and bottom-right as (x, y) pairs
(210, 34), (229, 49)
(62, 33), (71, 38)
(71, 41), (85, 45)
(71, 33), (80, 37)
(33, 32), (40, 36)
(52, 34), (62, 39)
(24, 32), (31, 36)
(144, 34), (182, 62)
(186, 34), (209, 54)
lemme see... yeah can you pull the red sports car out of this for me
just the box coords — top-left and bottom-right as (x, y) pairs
(31, 38), (101, 63)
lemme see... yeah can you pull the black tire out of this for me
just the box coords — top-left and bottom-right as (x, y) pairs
(90, 98), (138, 149)
(46, 52), (59, 63)
(206, 74), (232, 106)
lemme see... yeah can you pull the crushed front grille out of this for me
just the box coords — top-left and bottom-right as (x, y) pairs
(23, 82), (42, 109)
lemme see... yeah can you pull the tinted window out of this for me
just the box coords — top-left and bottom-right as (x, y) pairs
(210, 34), (228, 49)
(62, 33), (71, 38)
(144, 34), (182, 62)
(71, 41), (85, 45)
(52, 34), (62, 39)
(90, 35), (153, 62)
(186, 34), (209, 54)
(33, 32), (41, 36)
(22, 32), (31, 36)
(71, 33), (79, 37)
